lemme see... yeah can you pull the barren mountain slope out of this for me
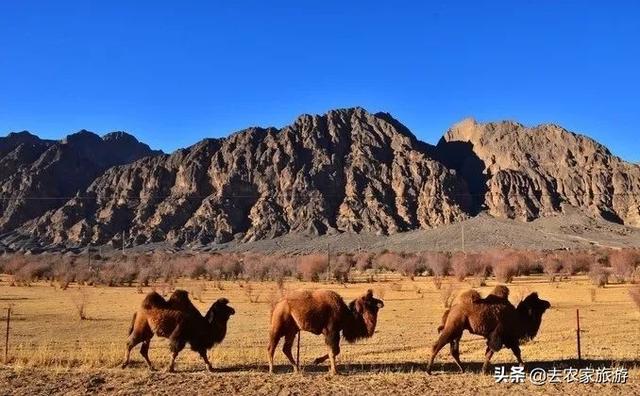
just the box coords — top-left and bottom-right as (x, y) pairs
(440, 119), (640, 226)
(0, 130), (159, 232)
(23, 108), (471, 248)
(2, 109), (639, 252)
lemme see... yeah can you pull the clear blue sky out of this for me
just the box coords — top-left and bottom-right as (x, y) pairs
(1, 1), (639, 162)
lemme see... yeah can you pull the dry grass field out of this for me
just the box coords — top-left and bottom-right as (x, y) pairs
(0, 273), (639, 395)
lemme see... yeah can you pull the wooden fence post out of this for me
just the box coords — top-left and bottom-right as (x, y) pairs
(576, 309), (581, 362)
(4, 307), (10, 364)
(296, 330), (301, 371)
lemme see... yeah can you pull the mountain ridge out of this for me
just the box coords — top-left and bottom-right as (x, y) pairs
(1, 107), (638, 252)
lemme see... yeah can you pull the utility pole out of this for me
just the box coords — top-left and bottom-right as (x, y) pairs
(122, 230), (125, 255)
(327, 243), (331, 282)
(461, 224), (465, 253)
(4, 307), (10, 364)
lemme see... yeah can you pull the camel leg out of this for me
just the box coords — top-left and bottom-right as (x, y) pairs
(122, 332), (145, 369)
(324, 331), (341, 376)
(166, 320), (185, 373)
(482, 348), (494, 374)
(198, 349), (214, 372)
(282, 331), (299, 373)
(267, 330), (281, 374)
(140, 339), (155, 371)
(450, 337), (464, 373)
(510, 344), (524, 367)
(426, 328), (454, 374)
(313, 354), (329, 365)
(167, 338), (185, 372)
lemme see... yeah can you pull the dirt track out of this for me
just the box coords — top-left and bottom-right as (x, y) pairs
(1, 366), (637, 396)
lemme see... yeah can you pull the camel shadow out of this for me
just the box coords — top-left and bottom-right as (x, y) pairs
(217, 358), (640, 375)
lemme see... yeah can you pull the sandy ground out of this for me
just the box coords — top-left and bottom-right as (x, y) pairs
(0, 365), (638, 396)
(0, 275), (639, 395)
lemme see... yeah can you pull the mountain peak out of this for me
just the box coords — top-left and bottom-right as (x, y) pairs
(62, 130), (102, 145)
(102, 131), (140, 143)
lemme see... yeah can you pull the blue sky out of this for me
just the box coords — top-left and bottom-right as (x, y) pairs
(1, 1), (639, 161)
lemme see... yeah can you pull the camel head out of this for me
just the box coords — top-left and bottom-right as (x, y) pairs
(345, 289), (384, 341)
(205, 298), (236, 325)
(516, 292), (551, 341)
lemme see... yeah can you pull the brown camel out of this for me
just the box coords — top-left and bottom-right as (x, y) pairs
(427, 286), (550, 374)
(267, 289), (384, 375)
(122, 290), (235, 372)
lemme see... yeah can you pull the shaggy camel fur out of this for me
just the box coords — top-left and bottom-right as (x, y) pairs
(428, 286), (550, 374)
(268, 289), (384, 375)
(122, 290), (235, 372)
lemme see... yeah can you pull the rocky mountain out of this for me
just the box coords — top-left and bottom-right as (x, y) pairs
(439, 119), (640, 227)
(1, 108), (638, 252)
(0, 130), (160, 233)
(24, 108), (471, 248)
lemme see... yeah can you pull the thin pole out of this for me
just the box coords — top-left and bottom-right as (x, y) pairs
(461, 224), (465, 253)
(326, 243), (331, 282)
(122, 230), (125, 254)
(576, 309), (581, 361)
(4, 307), (10, 364)
(296, 330), (301, 371)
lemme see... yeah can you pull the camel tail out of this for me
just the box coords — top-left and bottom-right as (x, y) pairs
(128, 312), (136, 335)
(437, 309), (450, 333)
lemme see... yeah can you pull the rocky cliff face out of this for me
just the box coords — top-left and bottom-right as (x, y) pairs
(440, 118), (640, 226)
(25, 108), (471, 247)
(2, 108), (638, 251)
(0, 130), (160, 233)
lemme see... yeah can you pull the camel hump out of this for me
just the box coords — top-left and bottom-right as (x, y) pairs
(142, 291), (168, 310)
(489, 285), (510, 299)
(457, 289), (482, 305)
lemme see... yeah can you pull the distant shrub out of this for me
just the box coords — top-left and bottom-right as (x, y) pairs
(242, 254), (271, 281)
(353, 253), (373, 271)
(450, 253), (468, 281)
(629, 286), (640, 310)
(70, 287), (90, 320)
(432, 276), (443, 290)
(332, 254), (354, 283)
(396, 254), (424, 280)
(189, 263), (209, 279)
(423, 252), (449, 277)
(372, 251), (400, 272)
(492, 261), (517, 283)
(519, 251), (544, 275)
(561, 252), (593, 276)
(543, 254), (563, 282)
(610, 249), (640, 283)
(589, 263), (609, 287)
(451, 253), (486, 284)
(440, 284), (457, 308)
(297, 254), (329, 282)
(221, 256), (244, 279)
(12, 260), (52, 286)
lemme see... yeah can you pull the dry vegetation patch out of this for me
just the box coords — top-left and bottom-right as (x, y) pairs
(0, 249), (639, 393)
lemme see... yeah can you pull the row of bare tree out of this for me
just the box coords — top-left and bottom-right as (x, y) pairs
(1, 248), (639, 288)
